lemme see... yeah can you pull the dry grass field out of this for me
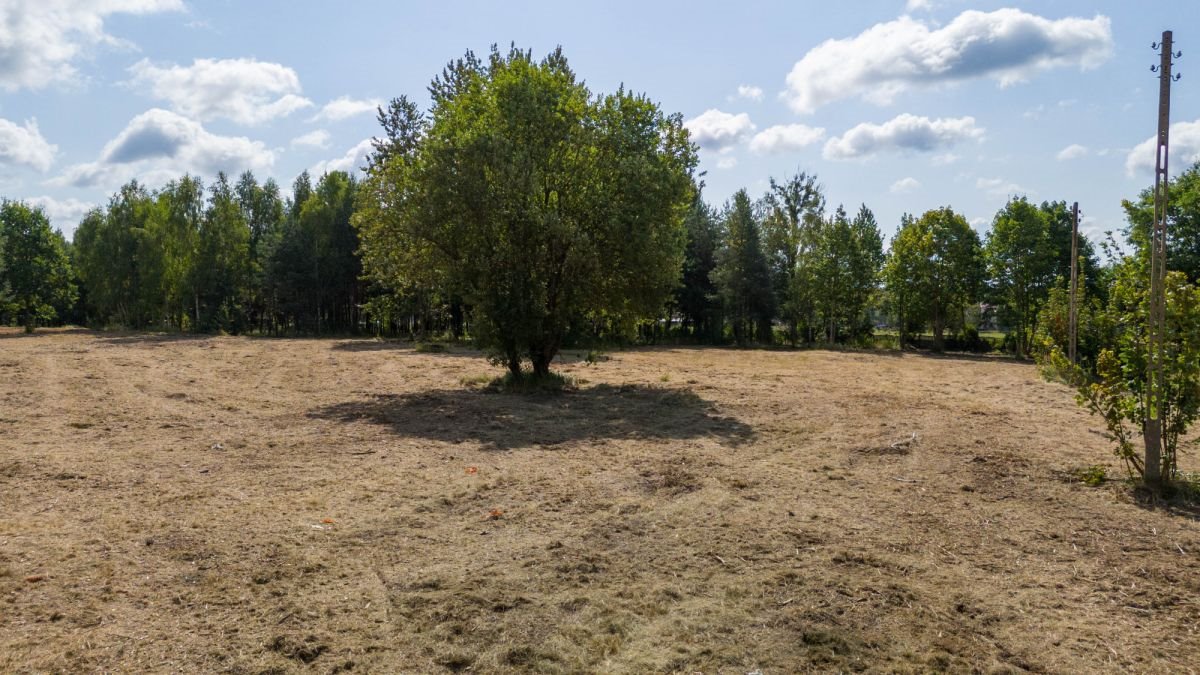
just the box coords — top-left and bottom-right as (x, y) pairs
(1, 328), (1198, 673)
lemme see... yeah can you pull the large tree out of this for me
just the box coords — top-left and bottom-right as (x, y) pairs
(674, 196), (724, 342)
(885, 207), (982, 351)
(986, 197), (1056, 357)
(0, 201), (76, 332)
(713, 189), (774, 344)
(355, 46), (697, 377)
(762, 172), (824, 345)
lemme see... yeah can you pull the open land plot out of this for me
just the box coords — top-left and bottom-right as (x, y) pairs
(0, 328), (1197, 673)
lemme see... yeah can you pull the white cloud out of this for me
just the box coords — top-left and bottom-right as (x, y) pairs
(822, 113), (983, 160)
(976, 176), (1032, 197)
(716, 156), (738, 170)
(684, 109), (756, 151)
(128, 57), (313, 125)
(969, 216), (988, 228)
(54, 108), (274, 188)
(890, 177), (921, 194)
(291, 130), (332, 149)
(906, 0), (933, 11)
(1056, 144), (1089, 161)
(784, 9), (1113, 113)
(932, 152), (960, 166)
(311, 139), (373, 176)
(735, 85), (763, 102)
(27, 195), (95, 233)
(311, 96), (383, 122)
(748, 124), (825, 154)
(0, 118), (57, 171)
(0, 0), (183, 91)
(1126, 120), (1200, 176)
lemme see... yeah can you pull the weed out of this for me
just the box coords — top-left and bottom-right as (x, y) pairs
(584, 350), (610, 366)
(414, 342), (446, 353)
(487, 370), (576, 394)
(458, 374), (493, 387)
(1076, 464), (1108, 487)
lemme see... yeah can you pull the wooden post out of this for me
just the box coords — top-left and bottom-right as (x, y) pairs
(1069, 201), (1079, 365)
(1145, 30), (1179, 484)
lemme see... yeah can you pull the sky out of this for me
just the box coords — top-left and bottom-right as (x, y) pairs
(2, 0), (1200, 246)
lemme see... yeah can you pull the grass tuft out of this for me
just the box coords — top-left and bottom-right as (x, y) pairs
(487, 370), (576, 394)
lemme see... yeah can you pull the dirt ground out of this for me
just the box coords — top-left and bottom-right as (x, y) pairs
(1, 328), (1197, 674)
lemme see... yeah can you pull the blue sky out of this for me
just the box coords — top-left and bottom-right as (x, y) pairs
(2, 1), (1200, 246)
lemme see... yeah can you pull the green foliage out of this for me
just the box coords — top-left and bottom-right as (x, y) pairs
(1044, 264), (1200, 480)
(1122, 162), (1200, 282)
(489, 369), (576, 394)
(0, 201), (76, 331)
(584, 349), (610, 365)
(674, 197), (724, 342)
(713, 189), (773, 345)
(355, 46), (697, 377)
(1075, 464), (1108, 487)
(268, 170), (362, 333)
(986, 197), (1056, 357)
(884, 207), (982, 350)
(763, 171), (823, 345)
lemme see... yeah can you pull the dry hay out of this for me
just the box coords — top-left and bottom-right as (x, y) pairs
(0, 328), (1197, 673)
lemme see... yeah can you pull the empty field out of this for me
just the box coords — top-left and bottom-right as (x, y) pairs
(1, 329), (1197, 673)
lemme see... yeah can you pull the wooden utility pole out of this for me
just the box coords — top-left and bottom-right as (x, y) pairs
(1069, 201), (1079, 365)
(1145, 31), (1180, 484)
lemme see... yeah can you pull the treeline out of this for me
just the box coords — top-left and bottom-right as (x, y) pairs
(68, 170), (363, 334)
(1, 165), (1100, 354)
(669, 174), (1098, 354)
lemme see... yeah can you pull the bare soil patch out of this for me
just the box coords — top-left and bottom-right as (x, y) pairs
(1, 328), (1197, 673)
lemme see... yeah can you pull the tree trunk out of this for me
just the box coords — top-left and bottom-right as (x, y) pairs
(507, 352), (522, 380)
(932, 311), (945, 352)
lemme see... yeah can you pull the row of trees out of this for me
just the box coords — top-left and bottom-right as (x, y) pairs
(0, 46), (1120, 370)
(69, 170), (362, 334)
(0, 172), (1098, 357)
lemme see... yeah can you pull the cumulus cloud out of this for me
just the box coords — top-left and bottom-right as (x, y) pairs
(735, 85), (763, 102)
(311, 96), (383, 122)
(1125, 120), (1200, 176)
(128, 58), (313, 125)
(684, 109), (756, 151)
(54, 108), (274, 188)
(716, 156), (738, 170)
(784, 9), (1112, 113)
(890, 177), (921, 194)
(0, 118), (57, 171)
(27, 195), (95, 233)
(1056, 143), (1089, 161)
(0, 0), (183, 91)
(749, 124), (826, 154)
(311, 139), (373, 176)
(822, 113), (983, 160)
(291, 130), (331, 149)
(976, 176), (1032, 197)
(906, 0), (933, 11)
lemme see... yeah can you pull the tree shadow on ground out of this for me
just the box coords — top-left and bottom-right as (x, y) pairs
(0, 327), (94, 339)
(96, 332), (218, 346)
(308, 384), (754, 450)
(330, 340), (482, 358)
(1130, 484), (1200, 520)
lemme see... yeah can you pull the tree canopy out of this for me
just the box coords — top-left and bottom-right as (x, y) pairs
(0, 201), (75, 332)
(354, 46), (697, 377)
